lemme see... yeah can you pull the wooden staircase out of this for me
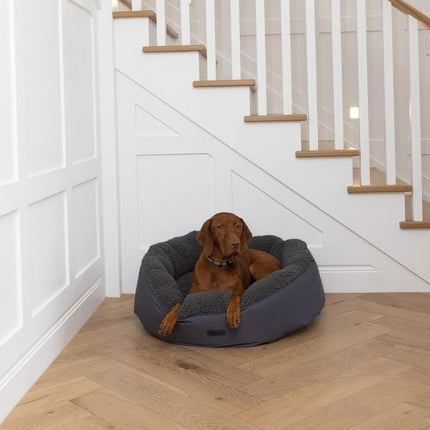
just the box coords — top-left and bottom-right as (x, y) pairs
(113, 0), (430, 230)
(112, 0), (430, 292)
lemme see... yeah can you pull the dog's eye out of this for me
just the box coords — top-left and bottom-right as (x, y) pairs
(236, 224), (243, 230)
(217, 225), (224, 230)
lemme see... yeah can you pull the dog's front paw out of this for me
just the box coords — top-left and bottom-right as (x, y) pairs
(226, 302), (241, 329)
(159, 314), (177, 336)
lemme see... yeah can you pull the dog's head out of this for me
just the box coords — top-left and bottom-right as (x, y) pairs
(197, 212), (252, 259)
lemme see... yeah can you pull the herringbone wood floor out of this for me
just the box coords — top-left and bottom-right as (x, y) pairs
(2, 293), (430, 429)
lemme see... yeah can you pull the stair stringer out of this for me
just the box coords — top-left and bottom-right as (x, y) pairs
(113, 15), (430, 291)
(116, 71), (430, 293)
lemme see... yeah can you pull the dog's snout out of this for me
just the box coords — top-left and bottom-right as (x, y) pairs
(231, 241), (240, 250)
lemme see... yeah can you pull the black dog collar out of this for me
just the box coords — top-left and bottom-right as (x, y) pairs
(206, 256), (235, 267)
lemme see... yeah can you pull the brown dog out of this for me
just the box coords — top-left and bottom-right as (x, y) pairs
(158, 212), (281, 336)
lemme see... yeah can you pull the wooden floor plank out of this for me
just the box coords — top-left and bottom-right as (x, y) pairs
(383, 348), (430, 371)
(3, 293), (430, 429)
(71, 388), (188, 430)
(354, 296), (430, 329)
(243, 332), (394, 401)
(239, 310), (383, 376)
(399, 367), (430, 390)
(350, 403), (430, 430)
(237, 357), (413, 430)
(49, 415), (119, 430)
(405, 389), (430, 412)
(282, 377), (427, 430)
(376, 329), (430, 354)
(88, 363), (259, 430)
(32, 357), (115, 391)
(1, 401), (91, 430)
(358, 293), (430, 315)
(17, 377), (101, 407)
(107, 347), (262, 414)
(372, 315), (430, 338)
(118, 331), (261, 386)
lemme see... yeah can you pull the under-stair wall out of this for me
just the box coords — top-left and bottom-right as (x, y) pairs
(112, 8), (430, 297)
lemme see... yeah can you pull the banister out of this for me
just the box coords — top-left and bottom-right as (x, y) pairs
(389, 0), (430, 29)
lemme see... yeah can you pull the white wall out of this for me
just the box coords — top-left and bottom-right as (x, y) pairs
(0, 0), (106, 422)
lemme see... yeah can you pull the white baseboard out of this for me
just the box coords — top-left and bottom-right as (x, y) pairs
(0, 278), (105, 424)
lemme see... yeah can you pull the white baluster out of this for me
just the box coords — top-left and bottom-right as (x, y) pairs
(230, 0), (241, 79)
(356, 0), (370, 185)
(156, 0), (166, 46)
(281, 0), (292, 114)
(131, 0), (140, 11)
(255, 0), (267, 115)
(306, 0), (318, 150)
(206, 0), (216, 80)
(382, 0), (396, 185)
(408, 16), (423, 221)
(331, 0), (344, 150)
(180, 0), (191, 45)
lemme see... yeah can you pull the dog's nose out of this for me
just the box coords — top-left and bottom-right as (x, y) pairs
(231, 242), (240, 250)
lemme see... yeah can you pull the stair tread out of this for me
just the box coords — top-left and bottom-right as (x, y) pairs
(296, 149), (359, 157)
(244, 114), (307, 122)
(348, 184), (413, 193)
(142, 44), (206, 55)
(400, 221), (430, 229)
(193, 79), (256, 88)
(113, 10), (156, 19)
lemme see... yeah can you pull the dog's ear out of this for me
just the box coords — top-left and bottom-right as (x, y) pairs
(197, 218), (214, 256)
(240, 218), (252, 250)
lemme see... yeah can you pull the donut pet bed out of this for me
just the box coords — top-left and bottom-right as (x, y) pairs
(134, 231), (325, 347)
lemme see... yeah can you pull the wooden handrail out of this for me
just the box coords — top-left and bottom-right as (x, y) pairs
(389, 0), (430, 29)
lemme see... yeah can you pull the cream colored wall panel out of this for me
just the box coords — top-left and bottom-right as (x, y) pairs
(22, 0), (65, 176)
(64, 0), (97, 164)
(73, 178), (99, 277)
(0, 0), (17, 185)
(0, 211), (22, 347)
(136, 154), (213, 248)
(29, 192), (69, 316)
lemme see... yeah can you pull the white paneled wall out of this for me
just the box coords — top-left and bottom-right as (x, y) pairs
(24, 1), (65, 176)
(0, 212), (22, 347)
(0, 2), (17, 186)
(136, 154), (214, 247)
(0, 0), (107, 422)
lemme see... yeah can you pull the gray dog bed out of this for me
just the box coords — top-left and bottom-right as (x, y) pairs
(134, 231), (325, 347)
